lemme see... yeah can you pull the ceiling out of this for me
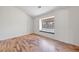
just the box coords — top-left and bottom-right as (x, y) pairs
(16, 6), (57, 17)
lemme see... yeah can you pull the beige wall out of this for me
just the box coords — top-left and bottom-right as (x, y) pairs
(34, 7), (79, 46)
(0, 7), (33, 40)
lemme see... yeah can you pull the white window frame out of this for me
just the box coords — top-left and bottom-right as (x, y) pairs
(39, 16), (55, 34)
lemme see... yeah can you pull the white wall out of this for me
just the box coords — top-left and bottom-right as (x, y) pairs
(34, 7), (79, 46)
(34, 8), (70, 43)
(68, 7), (79, 45)
(0, 7), (33, 40)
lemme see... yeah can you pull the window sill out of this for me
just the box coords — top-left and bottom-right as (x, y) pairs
(40, 30), (55, 34)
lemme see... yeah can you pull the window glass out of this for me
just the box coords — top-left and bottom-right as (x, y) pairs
(39, 16), (55, 34)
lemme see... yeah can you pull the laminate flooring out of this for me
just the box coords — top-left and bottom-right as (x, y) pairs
(0, 34), (79, 52)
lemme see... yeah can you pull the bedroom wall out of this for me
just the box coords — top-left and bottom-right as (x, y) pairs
(68, 7), (79, 45)
(0, 7), (33, 40)
(34, 7), (79, 46)
(34, 8), (70, 44)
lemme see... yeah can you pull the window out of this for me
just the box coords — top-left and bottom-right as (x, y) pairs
(39, 16), (55, 34)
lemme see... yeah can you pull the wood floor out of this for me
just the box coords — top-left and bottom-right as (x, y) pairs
(0, 33), (79, 52)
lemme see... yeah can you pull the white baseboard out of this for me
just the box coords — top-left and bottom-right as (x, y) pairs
(0, 33), (32, 41)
